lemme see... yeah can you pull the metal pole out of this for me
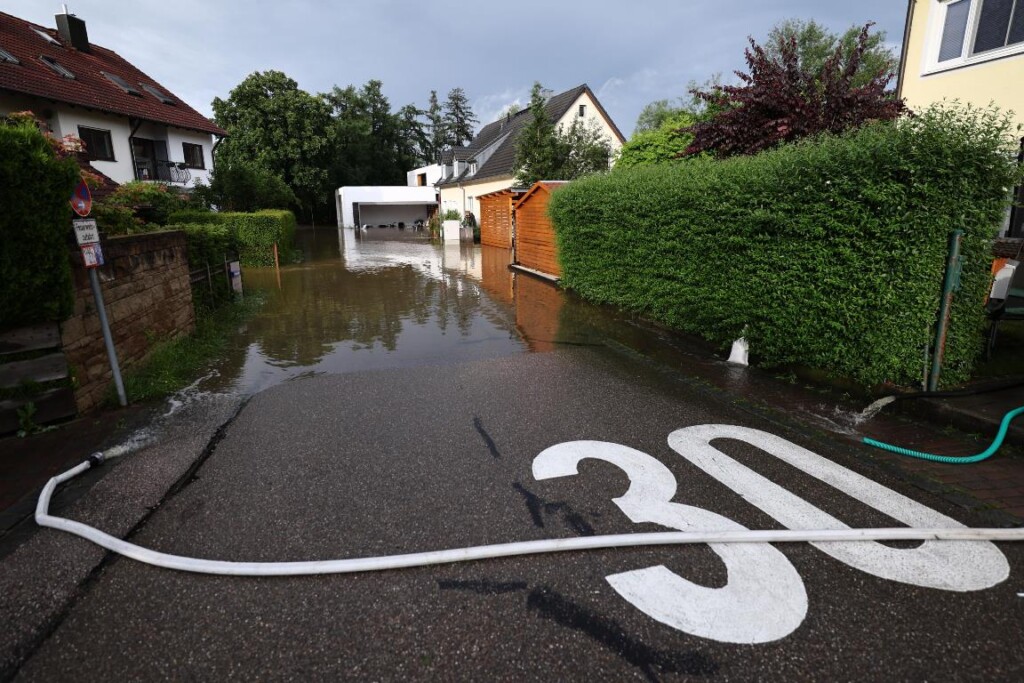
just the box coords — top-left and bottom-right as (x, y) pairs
(928, 229), (964, 392)
(88, 268), (127, 406)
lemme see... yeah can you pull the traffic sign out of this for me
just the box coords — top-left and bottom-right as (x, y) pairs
(73, 218), (99, 246)
(70, 179), (92, 217)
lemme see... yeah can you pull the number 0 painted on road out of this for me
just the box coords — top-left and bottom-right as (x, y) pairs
(532, 426), (1009, 644)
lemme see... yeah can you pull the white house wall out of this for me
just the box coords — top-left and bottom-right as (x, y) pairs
(358, 204), (432, 226)
(555, 92), (624, 157)
(0, 93), (214, 187)
(406, 164), (444, 187)
(440, 175), (516, 218)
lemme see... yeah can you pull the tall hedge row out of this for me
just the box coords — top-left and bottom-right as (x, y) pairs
(0, 119), (80, 328)
(549, 104), (1021, 387)
(167, 209), (296, 266)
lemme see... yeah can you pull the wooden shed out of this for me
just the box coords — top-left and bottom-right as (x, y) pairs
(478, 188), (524, 249)
(512, 181), (567, 280)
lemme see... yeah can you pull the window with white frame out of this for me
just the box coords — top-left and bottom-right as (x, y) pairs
(927, 0), (1024, 72)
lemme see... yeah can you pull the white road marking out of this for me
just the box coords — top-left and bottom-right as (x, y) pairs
(534, 440), (808, 644)
(667, 425), (1010, 591)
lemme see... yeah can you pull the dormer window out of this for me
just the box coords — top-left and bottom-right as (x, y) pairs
(0, 46), (18, 64)
(469, 161), (478, 174)
(40, 55), (74, 79)
(33, 28), (61, 46)
(102, 71), (142, 96)
(142, 83), (175, 105)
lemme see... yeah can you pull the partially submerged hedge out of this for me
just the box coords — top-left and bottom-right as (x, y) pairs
(0, 117), (79, 327)
(167, 209), (296, 266)
(549, 104), (1022, 388)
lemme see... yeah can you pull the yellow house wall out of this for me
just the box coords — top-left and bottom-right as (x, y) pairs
(901, 0), (1024, 131)
(440, 175), (515, 218)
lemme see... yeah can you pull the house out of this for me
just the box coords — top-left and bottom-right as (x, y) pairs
(896, 0), (1024, 237)
(437, 84), (626, 221)
(335, 163), (442, 227)
(0, 9), (226, 188)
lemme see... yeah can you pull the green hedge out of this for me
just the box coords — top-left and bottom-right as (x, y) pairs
(164, 223), (238, 305)
(549, 104), (1022, 388)
(0, 118), (79, 327)
(165, 209), (295, 266)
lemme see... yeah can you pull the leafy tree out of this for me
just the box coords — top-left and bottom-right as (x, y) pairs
(634, 99), (689, 134)
(617, 112), (696, 168)
(212, 71), (332, 216)
(765, 19), (897, 88)
(191, 161), (297, 212)
(683, 23), (905, 159)
(442, 87), (478, 147)
(514, 82), (612, 186)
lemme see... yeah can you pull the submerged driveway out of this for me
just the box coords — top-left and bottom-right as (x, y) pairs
(8, 230), (1024, 680)
(17, 348), (1024, 681)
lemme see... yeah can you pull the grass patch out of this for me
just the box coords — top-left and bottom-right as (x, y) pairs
(118, 295), (264, 403)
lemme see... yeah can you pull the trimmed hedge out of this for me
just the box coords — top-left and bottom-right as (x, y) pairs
(167, 223), (238, 304)
(165, 209), (295, 266)
(0, 118), (79, 327)
(549, 103), (1022, 388)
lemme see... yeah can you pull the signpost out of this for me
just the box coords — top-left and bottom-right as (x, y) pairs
(71, 180), (126, 406)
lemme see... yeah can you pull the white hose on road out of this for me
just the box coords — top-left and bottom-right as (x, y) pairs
(36, 457), (1024, 577)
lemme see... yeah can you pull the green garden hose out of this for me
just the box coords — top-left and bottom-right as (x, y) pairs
(862, 406), (1024, 464)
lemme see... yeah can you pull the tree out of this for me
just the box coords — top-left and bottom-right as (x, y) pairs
(212, 71), (332, 216)
(424, 90), (446, 162)
(442, 87), (478, 147)
(513, 82), (612, 186)
(765, 19), (897, 88)
(634, 99), (689, 134)
(683, 23), (905, 159)
(617, 112), (696, 168)
(191, 161), (297, 212)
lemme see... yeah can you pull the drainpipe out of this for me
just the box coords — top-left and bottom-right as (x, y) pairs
(928, 230), (964, 391)
(895, 0), (916, 101)
(126, 118), (142, 180)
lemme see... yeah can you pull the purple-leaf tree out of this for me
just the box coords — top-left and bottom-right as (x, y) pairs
(682, 23), (906, 159)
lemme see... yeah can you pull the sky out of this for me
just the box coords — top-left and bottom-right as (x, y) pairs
(5, 1), (908, 137)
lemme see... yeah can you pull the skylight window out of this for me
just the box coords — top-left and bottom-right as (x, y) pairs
(0, 46), (19, 64)
(40, 55), (74, 79)
(33, 28), (61, 46)
(141, 83), (175, 105)
(101, 71), (142, 96)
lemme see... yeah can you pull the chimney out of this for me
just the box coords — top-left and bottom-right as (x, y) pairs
(56, 10), (90, 53)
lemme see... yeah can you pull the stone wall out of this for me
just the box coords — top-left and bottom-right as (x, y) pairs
(61, 231), (194, 412)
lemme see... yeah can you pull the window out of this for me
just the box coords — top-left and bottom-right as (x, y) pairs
(0, 46), (19, 64)
(579, 104), (587, 118)
(39, 55), (74, 79)
(182, 142), (205, 169)
(928, 0), (1024, 71)
(101, 71), (141, 96)
(417, 173), (427, 186)
(142, 83), (175, 105)
(33, 28), (61, 46)
(78, 126), (115, 162)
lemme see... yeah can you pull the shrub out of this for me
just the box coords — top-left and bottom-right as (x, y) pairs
(549, 103), (1022, 388)
(165, 222), (238, 304)
(190, 162), (297, 212)
(0, 116), (79, 326)
(167, 210), (226, 226)
(228, 210), (296, 266)
(441, 209), (461, 221)
(92, 202), (142, 235)
(99, 180), (188, 225)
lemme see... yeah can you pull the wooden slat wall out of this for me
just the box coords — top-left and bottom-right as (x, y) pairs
(514, 187), (561, 277)
(480, 194), (513, 248)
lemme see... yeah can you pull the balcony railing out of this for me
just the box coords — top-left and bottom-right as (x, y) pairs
(135, 161), (191, 184)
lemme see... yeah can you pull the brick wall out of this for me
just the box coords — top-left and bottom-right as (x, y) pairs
(61, 230), (195, 412)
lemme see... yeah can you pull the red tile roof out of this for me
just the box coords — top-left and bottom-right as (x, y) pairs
(0, 11), (226, 136)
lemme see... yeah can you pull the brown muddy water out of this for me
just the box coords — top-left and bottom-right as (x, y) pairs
(184, 226), (934, 444)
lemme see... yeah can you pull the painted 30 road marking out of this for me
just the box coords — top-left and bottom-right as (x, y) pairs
(533, 425), (1009, 644)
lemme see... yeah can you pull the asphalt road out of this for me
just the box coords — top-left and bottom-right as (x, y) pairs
(13, 348), (1024, 681)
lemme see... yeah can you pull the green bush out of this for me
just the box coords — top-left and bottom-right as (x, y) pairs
(549, 103), (1022, 388)
(190, 162), (297, 213)
(167, 209), (296, 266)
(165, 223), (238, 304)
(0, 116), (79, 327)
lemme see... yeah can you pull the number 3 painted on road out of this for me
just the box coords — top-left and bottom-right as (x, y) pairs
(533, 426), (1009, 644)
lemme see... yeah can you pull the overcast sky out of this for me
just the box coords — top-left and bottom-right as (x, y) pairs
(7, 1), (907, 136)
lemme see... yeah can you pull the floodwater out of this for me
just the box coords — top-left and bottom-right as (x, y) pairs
(188, 227), (912, 441)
